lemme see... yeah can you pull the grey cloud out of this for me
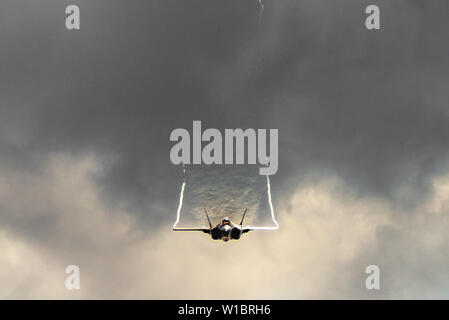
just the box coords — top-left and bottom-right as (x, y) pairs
(2, 0), (449, 213)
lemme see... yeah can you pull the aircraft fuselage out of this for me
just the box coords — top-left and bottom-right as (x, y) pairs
(210, 218), (243, 241)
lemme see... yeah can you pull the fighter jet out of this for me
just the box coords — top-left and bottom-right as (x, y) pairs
(173, 208), (253, 241)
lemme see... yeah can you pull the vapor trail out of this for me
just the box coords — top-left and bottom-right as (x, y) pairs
(172, 181), (185, 229)
(258, 0), (264, 24)
(266, 174), (279, 227)
(246, 175), (279, 230)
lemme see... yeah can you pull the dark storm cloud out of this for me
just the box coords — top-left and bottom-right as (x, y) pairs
(1, 0), (267, 227)
(1, 0), (449, 229)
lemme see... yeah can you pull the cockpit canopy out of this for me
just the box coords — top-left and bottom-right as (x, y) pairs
(222, 217), (231, 225)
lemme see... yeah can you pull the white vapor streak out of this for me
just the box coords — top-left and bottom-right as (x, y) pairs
(246, 174), (279, 230)
(172, 181), (185, 229)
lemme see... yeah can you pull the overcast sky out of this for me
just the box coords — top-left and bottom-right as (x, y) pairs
(1, 0), (449, 298)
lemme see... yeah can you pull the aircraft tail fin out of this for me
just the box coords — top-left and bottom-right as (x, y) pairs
(239, 208), (248, 226)
(204, 208), (212, 229)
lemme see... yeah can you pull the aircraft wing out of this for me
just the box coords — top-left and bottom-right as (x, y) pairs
(173, 228), (210, 233)
(242, 227), (277, 233)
